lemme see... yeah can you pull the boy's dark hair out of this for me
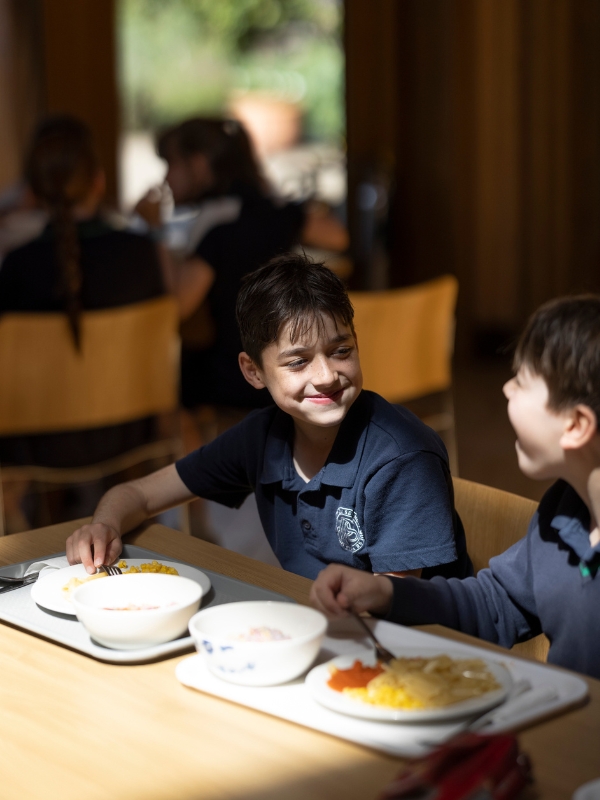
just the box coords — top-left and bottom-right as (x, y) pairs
(236, 253), (355, 365)
(514, 294), (600, 422)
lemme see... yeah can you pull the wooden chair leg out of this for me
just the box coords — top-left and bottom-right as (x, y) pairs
(0, 478), (32, 535)
(180, 502), (192, 536)
(0, 474), (5, 537)
(418, 391), (459, 476)
(444, 393), (459, 477)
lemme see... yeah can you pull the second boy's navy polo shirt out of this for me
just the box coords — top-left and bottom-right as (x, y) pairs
(176, 390), (471, 580)
(384, 480), (600, 678)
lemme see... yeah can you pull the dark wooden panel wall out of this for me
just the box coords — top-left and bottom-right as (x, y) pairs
(344, 0), (398, 288)
(0, 0), (44, 191)
(346, 0), (600, 353)
(40, 0), (119, 204)
(0, 1), (119, 204)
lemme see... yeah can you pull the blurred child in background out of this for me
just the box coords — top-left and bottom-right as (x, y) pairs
(136, 116), (348, 420)
(0, 115), (166, 530)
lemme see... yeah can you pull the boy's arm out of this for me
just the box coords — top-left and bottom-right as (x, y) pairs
(174, 415), (258, 508)
(67, 412), (262, 572)
(383, 530), (542, 648)
(313, 524), (542, 650)
(66, 464), (194, 573)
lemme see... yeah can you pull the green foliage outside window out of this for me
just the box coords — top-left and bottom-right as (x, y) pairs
(118, 0), (344, 143)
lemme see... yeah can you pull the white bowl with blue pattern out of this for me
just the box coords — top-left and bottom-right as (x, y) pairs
(188, 601), (327, 686)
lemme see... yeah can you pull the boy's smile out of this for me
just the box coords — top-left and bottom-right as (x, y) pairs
(239, 314), (363, 434)
(503, 367), (568, 479)
(305, 387), (345, 405)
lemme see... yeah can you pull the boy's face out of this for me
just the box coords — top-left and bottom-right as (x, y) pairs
(503, 367), (569, 479)
(240, 315), (363, 432)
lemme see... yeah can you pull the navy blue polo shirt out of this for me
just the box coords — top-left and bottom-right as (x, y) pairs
(385, 480), (600, 678)
(176, 390), (471, 580)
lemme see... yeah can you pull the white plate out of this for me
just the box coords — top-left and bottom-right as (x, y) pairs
(305, 649), (512, 722)
(31, 560), (212, 616)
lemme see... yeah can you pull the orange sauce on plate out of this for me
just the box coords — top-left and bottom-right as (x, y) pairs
(327, 660), (384, 692)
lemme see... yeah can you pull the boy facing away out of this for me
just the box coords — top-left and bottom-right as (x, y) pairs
(311, 295), (600, 679)
(66, 254), (472, 581)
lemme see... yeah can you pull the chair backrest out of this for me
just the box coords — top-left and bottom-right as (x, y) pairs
(0, 296), (179, 436)
(453, 477), (538, 573)
(348, 275), (458, 403)
(453, 476), (549, 662)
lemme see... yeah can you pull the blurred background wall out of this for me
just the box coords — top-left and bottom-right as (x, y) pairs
(0, 0), (119, 203)
(0, 0), (44, 191)
(346, 0), (600, 354)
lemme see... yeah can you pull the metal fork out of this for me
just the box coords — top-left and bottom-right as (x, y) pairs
(0, 572), (40, 586)
(353, 613), (396, 663)
(99, 564), (122, 576)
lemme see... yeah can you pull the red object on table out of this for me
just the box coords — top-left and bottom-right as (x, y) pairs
(379, 733), (532, 800)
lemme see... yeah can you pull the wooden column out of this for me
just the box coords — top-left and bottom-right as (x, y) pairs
(471, 0), (522, 333)
(355, 0), (600, 354)
(40, 0), (120, 204)
(392, 0), (457, 288)
(0, 0), (44, 192)
(344, 0), (399, 288)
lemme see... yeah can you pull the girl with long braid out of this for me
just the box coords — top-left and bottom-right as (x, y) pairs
(0, 116), (166, 529)
(0, 115), (164, 332)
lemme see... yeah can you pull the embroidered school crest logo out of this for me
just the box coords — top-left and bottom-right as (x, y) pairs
(335, 507), (365, 553)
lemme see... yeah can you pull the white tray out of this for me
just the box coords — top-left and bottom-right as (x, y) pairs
(176, 616), (589, 758)
(0, 545), (294, 664)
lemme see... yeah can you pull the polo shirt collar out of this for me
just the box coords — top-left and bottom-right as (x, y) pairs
(260, 410), (295, 486)
(319, 392), (371, 489)
(551, 484), (599, 564)
(259, 391), (372, 490)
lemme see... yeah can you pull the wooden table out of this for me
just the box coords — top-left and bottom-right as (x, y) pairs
(1, 521), (598, 800)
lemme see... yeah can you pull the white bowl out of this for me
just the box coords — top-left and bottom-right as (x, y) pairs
(72, 573), (203, 650)
(188, 601), (327, 686)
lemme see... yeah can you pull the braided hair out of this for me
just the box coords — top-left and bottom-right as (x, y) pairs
(25, 116), (100, 349)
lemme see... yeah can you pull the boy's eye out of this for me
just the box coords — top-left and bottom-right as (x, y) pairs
(287, 358), (307, 369)
(333, 347), (353, 358)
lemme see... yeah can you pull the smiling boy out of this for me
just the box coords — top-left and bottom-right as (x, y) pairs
(66, 254), (471, 582)
(310, 295), (600, 678)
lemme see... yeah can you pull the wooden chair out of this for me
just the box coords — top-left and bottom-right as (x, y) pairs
(349, 275), (459, 473)
(0, 296), (181, 535)
(453, 476), (550, 663)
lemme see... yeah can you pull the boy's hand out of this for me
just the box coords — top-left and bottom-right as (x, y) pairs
(66, 523), (123, 574)
(310, 564), (394, 618)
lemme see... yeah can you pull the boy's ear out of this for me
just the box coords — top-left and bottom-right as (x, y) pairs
(560, 404), (598, 450)
(238, 352), (266, 390)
